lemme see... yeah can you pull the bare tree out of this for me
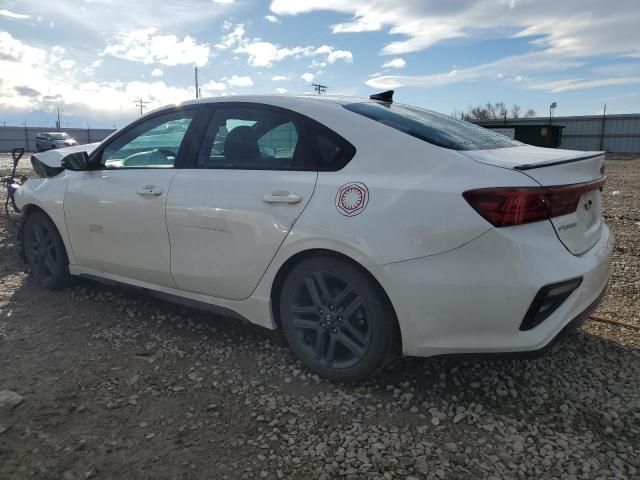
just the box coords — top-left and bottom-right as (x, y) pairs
(450, 108), (465, 120)
(458, 102), (537, 121)
(469, 105), (491, 120)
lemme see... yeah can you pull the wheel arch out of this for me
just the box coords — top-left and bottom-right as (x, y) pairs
(269, 248), (402, 350)
(20, 203), (71, 261)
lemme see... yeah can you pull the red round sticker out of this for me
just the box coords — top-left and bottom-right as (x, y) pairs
(336, 182), (369, 216)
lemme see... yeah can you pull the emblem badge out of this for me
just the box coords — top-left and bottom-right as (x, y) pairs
(336, 182), (369, 216)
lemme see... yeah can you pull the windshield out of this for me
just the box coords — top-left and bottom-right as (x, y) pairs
(343, 102), (521, 150)
(49, 133), (69, 140)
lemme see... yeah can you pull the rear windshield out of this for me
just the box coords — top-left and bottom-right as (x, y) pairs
(343, 102), (520, 150)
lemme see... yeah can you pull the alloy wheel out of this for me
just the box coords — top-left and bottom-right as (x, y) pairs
(24, 220), (59, 284)
(289, 271), (372, 368)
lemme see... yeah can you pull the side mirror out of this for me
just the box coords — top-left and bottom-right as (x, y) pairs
(61, 151), (90, 171)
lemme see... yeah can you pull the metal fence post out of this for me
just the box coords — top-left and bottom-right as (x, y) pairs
(23, 122), (29, 150)
(599, 104), (607, 151)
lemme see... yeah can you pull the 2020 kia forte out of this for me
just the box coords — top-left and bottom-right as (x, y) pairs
(15, 92), (613, 381)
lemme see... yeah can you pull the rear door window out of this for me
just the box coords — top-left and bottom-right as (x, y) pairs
(344, 102), (521, 150)
(197, 106), (313, 170)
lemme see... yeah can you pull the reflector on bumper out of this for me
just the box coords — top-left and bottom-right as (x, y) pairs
(520, 277), (583, 331)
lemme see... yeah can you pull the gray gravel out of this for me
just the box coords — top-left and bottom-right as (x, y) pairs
(0, 154), (639, 479)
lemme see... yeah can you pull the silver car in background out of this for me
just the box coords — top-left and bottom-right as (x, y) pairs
(35, 132), (78, 151)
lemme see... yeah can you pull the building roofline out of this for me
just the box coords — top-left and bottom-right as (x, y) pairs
(474, 113), (640, 124)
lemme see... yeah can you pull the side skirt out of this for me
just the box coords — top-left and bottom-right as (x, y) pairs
(69, 265), (275, 329)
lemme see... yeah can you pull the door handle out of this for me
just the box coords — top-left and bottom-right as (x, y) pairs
(262, 191), (302, 204)
(137, 185), (164, 196)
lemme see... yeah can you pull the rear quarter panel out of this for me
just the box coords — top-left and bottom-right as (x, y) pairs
(286, 102), (541, 266)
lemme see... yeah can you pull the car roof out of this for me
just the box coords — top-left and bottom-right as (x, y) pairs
(130, 94), (391, 132)
(181, 94), (369, 108)
(136, 94), (377, 121)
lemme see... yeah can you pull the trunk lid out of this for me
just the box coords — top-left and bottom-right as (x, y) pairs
(462, 146), (606, 255)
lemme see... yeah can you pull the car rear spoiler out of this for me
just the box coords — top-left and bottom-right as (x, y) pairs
(514, 152), (605, 170)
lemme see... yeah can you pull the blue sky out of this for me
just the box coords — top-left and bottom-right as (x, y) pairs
(1, 0), (639, 128)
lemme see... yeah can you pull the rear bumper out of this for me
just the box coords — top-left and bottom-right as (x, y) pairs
(368, 220), (613, 357)
(452, 279), (608, 360)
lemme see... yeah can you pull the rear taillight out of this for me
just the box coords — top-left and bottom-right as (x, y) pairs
(462, 178), (605, 227)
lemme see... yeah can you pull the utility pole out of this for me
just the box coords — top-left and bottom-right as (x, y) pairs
(133, 98), (150, 116)
(312, 83), (328, 94)
(194, 66), (199, 99)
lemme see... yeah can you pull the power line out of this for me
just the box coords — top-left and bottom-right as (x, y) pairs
(133, 98), (150, 116)
(312, 83), (328, 94)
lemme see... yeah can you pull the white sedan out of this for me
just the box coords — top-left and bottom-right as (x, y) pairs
(14, 92), (613, 381)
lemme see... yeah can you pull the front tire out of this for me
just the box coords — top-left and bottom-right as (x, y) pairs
(23, 211), (70, 290)
(279, 256), (397, 382)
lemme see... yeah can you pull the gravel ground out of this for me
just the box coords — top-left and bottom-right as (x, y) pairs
(0, 153), (639, 480)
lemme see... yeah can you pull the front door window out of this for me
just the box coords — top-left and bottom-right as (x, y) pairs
(102, 111), (194, 169)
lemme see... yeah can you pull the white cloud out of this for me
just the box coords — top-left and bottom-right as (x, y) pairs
(382, 58), (406, 69)
(216, 22), (352, 68)
(0, 31), (194, 120)
(0, 32), (47, 64)
(271, 75), (288, 81)
(49, 46), (66, 64)
(215, 23), (246, 50)
(265, 15), (280, 23)
(275, 87), (287, 94)
(270, 0), (640, 58)
(235, 40), (352, 67)
(366, 51), (583, 89)
(59, 59), (76, 70)
(201, 80), (227, 95)
(151, 68), (164, 77)
(103, 28), (210, 66)
(235, 41), (305, 67)
(227, 75), (253, 87)
(314, 45), (353, 64)
(203, 80), (226, 90)
(8, 0), (230, 34)
(529, 77), (640, 93)
(332, 13), (385, 33)
(301, 72), (315, 83)
(91, 59), (103, 68)
(213, 0), (235, 3)
(0, 9), (30, 19)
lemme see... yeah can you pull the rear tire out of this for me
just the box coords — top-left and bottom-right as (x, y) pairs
(279, 255), (397, 382)
(23, 211), (70, 290)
